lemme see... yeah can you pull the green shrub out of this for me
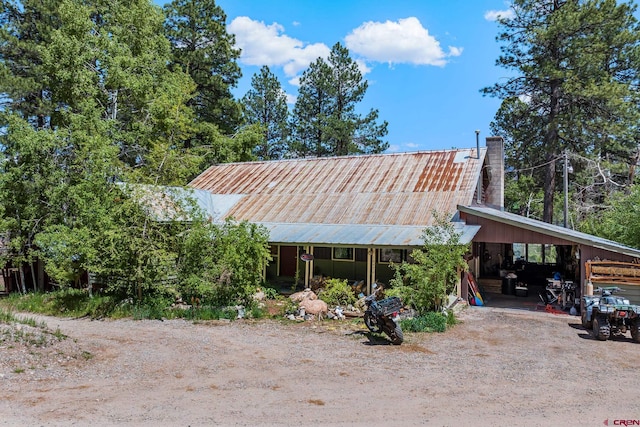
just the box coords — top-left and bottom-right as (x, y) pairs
(389, 213), (469, 313)
(318, 278), (357, 308)
(400, 312), (447, 333)
(261, 286), (279, 299)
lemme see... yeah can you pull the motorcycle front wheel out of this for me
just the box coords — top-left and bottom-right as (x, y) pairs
(363, 311), (382, 333)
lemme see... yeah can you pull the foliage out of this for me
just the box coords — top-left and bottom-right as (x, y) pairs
(580, 184), (640, 249)
(177, 218), (272, 307)
(290, 42), (388, 157)
(241, 65), (289, 160)
(484, 0), (640, 224)
(389, 214), (469, 313)
(400, 312), (448, 333)
(317, 278), (357, 308)
(163, 0), (243, 134)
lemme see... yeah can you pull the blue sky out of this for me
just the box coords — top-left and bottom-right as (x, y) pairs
(164, 1), (516, 152)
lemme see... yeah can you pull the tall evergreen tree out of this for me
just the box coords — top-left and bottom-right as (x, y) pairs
(483, 0), (640, 224)
(163, 0), (243, 136)
(241, 65), (289, 160)
(0, 0), (60, 128)
(291, 42), (388, 157)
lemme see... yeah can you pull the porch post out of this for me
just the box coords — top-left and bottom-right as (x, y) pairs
(366, 247), (377, 295)
(304, 246), (314, 289)
(304, 246), (311, 288)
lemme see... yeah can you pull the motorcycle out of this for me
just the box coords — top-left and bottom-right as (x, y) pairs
(363, 284), (404, 345)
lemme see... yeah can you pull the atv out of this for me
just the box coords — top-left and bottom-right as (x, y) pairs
(581, 286), (640, 342)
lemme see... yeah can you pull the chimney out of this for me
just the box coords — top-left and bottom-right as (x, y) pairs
(484, 136), (504, 209)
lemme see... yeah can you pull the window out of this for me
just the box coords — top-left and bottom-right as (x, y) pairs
(333, 247), (354, 261)
(379, 248), (403, 263)
(544, 244), (557, 264)
(512, 243), (558, 265)
(527, 244), (542, 263)
(314, 247), (332, 260)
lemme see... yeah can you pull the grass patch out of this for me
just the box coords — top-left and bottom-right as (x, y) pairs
(0, 289), (121, 319)
(400, 312), (449, 333)
(0, 289), (273, 322)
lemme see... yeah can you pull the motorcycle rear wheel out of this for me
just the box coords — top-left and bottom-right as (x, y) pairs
(383, 321), (403, 345)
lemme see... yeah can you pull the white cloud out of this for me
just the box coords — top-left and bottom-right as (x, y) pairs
(285, 92), (297, 105)
(344, 17), (462, 67)
(228, 16), (330, 78)
(484, 9), (515, 21)
(386, 142), (420, 153)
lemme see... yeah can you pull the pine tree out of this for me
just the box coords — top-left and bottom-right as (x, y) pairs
(163, 0), (243, 136)
(291, 42), (388, 157)
(241, 66), (289, 160)
(483, 0), (640, 224)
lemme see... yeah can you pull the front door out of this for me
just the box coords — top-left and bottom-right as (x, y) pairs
(279, 246), (298, 277)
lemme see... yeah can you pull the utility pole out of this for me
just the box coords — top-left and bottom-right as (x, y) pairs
(475, 130), (481, 204)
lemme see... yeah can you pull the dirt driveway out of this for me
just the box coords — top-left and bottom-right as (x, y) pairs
(1, 305), (640, 426)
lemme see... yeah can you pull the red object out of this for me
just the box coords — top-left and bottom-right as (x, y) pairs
(545, 304), (566, 315)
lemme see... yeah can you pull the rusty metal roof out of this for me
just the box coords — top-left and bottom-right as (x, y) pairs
(190, 148), (485, 230)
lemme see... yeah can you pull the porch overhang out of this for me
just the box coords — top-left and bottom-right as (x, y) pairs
(257, 221), (481, 247)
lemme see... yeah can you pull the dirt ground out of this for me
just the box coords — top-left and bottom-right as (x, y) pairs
(1, 304), (640, 427)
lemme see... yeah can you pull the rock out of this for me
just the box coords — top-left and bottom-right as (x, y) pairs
(290, 289), (317, 303)
(253, 288), (266, 301)
(299, 298), (328, 316)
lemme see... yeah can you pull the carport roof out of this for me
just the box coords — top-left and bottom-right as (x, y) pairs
(458, 205), (640, 259)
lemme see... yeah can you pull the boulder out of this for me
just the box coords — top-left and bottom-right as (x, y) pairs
(299, 298), (328, 316)
(290, 289), (317, 303)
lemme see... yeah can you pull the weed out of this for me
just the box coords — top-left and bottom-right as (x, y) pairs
(13, 368), (24, 374)
(51, 328), (66, 341)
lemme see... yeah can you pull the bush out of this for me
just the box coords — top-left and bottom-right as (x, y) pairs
(401, 312), (448, 333)
(318, 278), (357, 308)
(389, 213), (469, 313)
(177, 219), (271, 308)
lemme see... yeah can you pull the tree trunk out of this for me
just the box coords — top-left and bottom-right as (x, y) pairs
(19, 266), (27, 294)
(30, 262), (37, 292)
(543, 156), (556, 224)
(542, 1), (562, 224)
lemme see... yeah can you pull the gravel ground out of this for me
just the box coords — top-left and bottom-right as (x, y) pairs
(1, 305), (640, 427)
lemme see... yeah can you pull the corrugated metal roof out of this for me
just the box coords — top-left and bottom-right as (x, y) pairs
(190, 149), (485, 227)
(118, 184), (219, 222)
(458, 205), (640, 259)
(261, 222), (481, 247)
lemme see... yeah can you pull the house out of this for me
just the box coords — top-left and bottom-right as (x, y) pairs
(190, 136), (640, 303)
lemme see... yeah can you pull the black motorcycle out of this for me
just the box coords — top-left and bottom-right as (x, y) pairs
(363, 285), (404, 345)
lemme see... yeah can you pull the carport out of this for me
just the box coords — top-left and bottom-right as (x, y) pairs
(458, 205), (640, 308)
